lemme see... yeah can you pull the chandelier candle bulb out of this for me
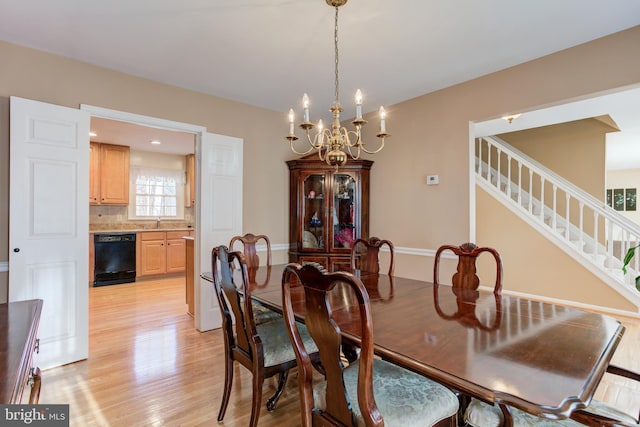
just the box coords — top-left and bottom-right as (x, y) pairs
(379, 106), (386, 132)
(318, 120), (324, 145)
(288, 109), (295, 135)
(355, 89), (363, 119)
(303, 93), (310, 122)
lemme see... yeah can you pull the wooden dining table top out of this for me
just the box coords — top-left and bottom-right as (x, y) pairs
(202, 264), (625, 420)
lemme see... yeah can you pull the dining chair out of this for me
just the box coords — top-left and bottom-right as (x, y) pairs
(350, 236), (395, 275)
(211, 245), (320, 427)
(465, 364), (640, 427)
(230, 232), (272, 269)
(437, 244), (640, 427)
(570, 364), (640, 426)
(433, 242), (503, 294)
(434, 242), (503, 422)
(281, 263), (459, 427)
(229, 233), (280, 324)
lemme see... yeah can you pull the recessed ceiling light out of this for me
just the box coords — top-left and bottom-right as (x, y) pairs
(502, 114), (522, 124)
(150, 140), (161, 145)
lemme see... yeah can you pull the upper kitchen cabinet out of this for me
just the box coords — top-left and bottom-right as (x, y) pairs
(89, 142), (101, 204)
(185, 153), (195, 207)
(287, 156), (372, 272)
(89, 142), (130, 205)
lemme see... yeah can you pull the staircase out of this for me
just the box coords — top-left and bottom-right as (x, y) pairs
(475, 136), (640, 309)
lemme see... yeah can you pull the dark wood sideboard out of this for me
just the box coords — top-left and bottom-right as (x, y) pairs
(0, 299), (43, 404)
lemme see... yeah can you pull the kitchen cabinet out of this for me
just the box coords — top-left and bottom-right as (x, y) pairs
(184, 236), (195, 316)
(166, 232), (187, 273)
(89, 142), (130, 205)
(138, 231), (189, 276)
(286, 156), (372, 271)
(89, 142), (100, 204)
(185, 153), (195, 207)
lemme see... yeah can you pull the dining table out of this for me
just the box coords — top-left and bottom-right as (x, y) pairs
(202, 263), (625, 421)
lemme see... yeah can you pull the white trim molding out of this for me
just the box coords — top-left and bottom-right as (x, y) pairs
(493, 287), (640, 319)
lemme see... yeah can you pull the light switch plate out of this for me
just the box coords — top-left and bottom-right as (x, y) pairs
(427, 175), (439, 185)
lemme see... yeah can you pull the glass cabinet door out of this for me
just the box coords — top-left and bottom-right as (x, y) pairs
(302, 174), (325, 250)
(332, 173), (357, 249)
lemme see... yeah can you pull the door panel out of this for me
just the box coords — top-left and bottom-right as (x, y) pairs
(9, 96), (90, 369)
(196, 132), (243, 331)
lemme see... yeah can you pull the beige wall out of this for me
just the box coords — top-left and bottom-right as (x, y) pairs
(499, 117), (615, 201)
(1, 25), (640, 311)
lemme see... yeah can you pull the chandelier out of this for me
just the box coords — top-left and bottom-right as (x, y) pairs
(285, 0), (389, 167)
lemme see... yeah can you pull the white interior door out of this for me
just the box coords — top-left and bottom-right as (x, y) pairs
(9, 97), (90, 369)
(196, 132), (243, 331)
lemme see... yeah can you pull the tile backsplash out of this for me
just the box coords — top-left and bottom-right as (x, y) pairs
(90, 205), (194, 231)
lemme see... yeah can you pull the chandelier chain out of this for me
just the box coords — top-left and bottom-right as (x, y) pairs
(284, 0), (389, 167)
(334, 6), (340, 105)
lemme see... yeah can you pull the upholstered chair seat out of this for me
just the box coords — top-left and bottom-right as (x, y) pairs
(465, 397), (640, 427)
(257, 318), (318, 367)
(242, 298), (281, 325)
(584, 399), (639, 425)
(315, 358), (459, 426)
(465, 399), (583, 427)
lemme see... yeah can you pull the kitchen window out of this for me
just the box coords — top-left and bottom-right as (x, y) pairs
(129, 167), (185, 219)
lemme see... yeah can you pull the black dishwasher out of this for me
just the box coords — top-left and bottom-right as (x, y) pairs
(94, 233), (136, 286)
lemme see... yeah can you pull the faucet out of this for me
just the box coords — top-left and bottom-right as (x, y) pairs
(156, 217), (161, 229)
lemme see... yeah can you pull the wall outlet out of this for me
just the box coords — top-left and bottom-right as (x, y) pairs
(426, 175), (439, 185)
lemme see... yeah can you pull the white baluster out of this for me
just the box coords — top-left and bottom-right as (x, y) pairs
(579, 202), (584, 252)
(593, 212), (599, 262)
(552, 184), (557, 230)
(540, 176), (545, 222)
(565, 193), (570, 239)
(517, 163), (522, 205)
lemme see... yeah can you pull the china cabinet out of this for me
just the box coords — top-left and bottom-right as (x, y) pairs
(287, 156), (372, 272)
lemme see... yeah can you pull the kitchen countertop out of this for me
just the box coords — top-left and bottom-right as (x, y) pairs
(90, 228), (194, 234)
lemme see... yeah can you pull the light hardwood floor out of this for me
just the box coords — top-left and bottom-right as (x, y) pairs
(39, 277), (639, 426)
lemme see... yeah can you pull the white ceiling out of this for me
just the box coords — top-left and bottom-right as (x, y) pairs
(90, 117), (195, 155)
(1, 0), (639, 163)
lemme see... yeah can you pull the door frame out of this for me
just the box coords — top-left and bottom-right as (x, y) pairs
(80, 104), (211, 330)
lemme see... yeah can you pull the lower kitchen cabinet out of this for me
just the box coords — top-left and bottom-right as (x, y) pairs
(166, 234), (186, 273)
(138, 231), (189, 277)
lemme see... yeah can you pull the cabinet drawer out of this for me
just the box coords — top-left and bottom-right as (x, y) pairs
(139, 231), (165, 241)
(166, 231), (188, 239)
(330, 258), (351, 273)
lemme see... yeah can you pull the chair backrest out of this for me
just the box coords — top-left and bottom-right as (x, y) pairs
(350, 237), (395, 275)
(212, 245), (258, 361)
(282, 263), (382, 427)
(433, 242), (503, 294)
(229, 233), (272, 268)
